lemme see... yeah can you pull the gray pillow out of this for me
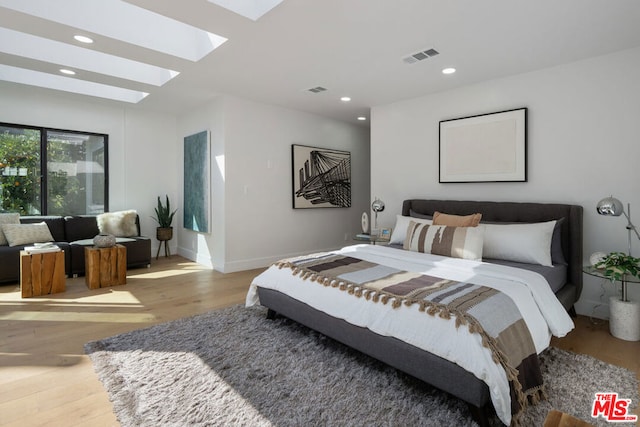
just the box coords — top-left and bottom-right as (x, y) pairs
(0, 213), (20, 245)
(2, 222), (54, 247)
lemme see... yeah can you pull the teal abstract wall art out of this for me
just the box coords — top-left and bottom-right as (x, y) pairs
(183, 130), (210, 232)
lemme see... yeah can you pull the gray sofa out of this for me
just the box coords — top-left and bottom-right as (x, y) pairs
(0, 215), (151, 285)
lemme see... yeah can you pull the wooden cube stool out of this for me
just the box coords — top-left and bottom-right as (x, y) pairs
(544, 410), (595, 427)
(20, 250), (66, 298)
(85, 244), (127, 289)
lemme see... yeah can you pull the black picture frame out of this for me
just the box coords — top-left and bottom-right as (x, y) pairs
(291, 144), (351, 209)
(439, 108), (527, 183)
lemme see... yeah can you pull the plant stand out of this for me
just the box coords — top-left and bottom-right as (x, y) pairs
(156, 227), (173, 260)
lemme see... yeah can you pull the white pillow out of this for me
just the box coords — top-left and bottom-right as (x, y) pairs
(97, 210), (138, 237)
(482, 220), (556, 266)
(389, 215), (432, 245)
(2, 222), (54, 247)
(403, 221), (484, 261)
(0, 213), (20, 246)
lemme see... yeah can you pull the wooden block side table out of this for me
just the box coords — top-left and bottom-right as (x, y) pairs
(20, 250), (66, 298)
(544, 409), (594, 427)
(85, 244), (127, 289)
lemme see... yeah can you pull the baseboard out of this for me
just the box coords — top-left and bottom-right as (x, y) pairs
(175, 246), (342, 274)
(176, 247), (213, 269)
(574, 298), (610, 320)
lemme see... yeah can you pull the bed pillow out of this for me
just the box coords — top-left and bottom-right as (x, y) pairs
(97, 210), (138, 237)
(433, 211), (482, 227)
(403, 221), (484, 261)
(2, 222), (54, 247)
(482, 220), (556, 266)
(389, 215), (432, 245)
(0, 213), (20, 245)
(409, 210), (433, 220)
(481, 218), (567, 266)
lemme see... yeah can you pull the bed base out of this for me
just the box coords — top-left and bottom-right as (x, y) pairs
(258, 287), (495, 426)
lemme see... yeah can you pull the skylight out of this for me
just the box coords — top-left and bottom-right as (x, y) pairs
(0, 0), (227, 62)
(0, 64), (149, 104)
(207, 0), (284, 21)
(0, 28), (179, 87)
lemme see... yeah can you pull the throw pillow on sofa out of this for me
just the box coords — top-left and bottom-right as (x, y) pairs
(0, 213), (20, 245)
(97, 210), (138, 237)
(2, 222), (54, 247)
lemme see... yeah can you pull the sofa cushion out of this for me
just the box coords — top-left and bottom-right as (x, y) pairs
(64, 216), (100, 241)
(0, 213), (20, 245)
(20, 216), (66, 241)
(2, 222), (54, 247)
(97, 210), (138, 237)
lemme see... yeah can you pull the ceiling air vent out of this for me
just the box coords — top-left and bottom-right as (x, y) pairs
(307, 86), (327, 93)
(402, 48), (439, 64)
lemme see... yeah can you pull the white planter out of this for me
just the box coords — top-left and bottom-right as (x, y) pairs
(609, 296), (640, 341)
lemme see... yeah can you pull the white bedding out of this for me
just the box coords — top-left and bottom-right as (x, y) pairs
(246, 244), (574, 425)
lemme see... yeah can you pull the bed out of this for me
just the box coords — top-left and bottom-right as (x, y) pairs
(246, 199), (583, 426)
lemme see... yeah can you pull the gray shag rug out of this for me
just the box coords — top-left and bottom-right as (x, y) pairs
(85, 305), (638, 427)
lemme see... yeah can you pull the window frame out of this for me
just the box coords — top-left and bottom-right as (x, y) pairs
(0, 121), (109, 215)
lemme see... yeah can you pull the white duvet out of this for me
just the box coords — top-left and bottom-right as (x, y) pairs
(246, 244), (574, 425)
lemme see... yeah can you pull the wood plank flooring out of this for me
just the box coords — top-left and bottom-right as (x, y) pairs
(1, 255), (638, 426)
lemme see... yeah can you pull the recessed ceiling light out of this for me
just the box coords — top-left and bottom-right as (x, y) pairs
(340, 96), (351, 102)
(74, 35), (93, 44)
(59, 69), (76, 75)
(357, 116), (367, 121)
(442, 67), (456, 75)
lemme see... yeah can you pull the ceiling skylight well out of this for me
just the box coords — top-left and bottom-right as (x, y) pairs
(207, 0), (284, 21)
(0, 0), (227, 62)
(0, 64), (148, 103)
(0, 27), (179, 87)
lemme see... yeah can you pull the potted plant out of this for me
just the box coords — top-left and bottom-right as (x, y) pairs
(152, 195), (177, 258)
(595, 252), (640, 301)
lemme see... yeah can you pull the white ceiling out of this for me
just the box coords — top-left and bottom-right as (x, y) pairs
(2, 0), (640, 126)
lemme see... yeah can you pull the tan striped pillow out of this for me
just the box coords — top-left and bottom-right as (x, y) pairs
(403, 221), (484, 260)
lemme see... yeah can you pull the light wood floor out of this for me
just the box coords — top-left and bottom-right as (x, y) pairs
(1, 256), (638, 426)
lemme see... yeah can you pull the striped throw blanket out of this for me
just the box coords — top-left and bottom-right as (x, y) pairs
(276, 253), (546, 426)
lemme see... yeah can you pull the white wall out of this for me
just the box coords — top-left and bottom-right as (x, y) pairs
(177, 95), (370, 273)
(0, 83), (179, 251)
(176, 97), (226, 269)
(370, 47), (640, 318)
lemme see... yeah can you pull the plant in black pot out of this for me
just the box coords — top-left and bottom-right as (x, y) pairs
(152, 195), (177, 259)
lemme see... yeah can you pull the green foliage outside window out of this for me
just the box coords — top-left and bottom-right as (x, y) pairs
(1, 125), (106, 215)
(0, 128), (41, 215)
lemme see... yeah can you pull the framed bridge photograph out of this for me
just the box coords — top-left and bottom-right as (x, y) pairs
(291, 144), (351, 209)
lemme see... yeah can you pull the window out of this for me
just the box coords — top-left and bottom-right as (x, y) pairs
(0, 123), (108, 215)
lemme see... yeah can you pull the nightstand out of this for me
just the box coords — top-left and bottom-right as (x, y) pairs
(583, 265), (640, 341)
(353, 235), (390, 245)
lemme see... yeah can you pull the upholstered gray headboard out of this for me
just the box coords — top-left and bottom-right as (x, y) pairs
(401, 199), (583, 311)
